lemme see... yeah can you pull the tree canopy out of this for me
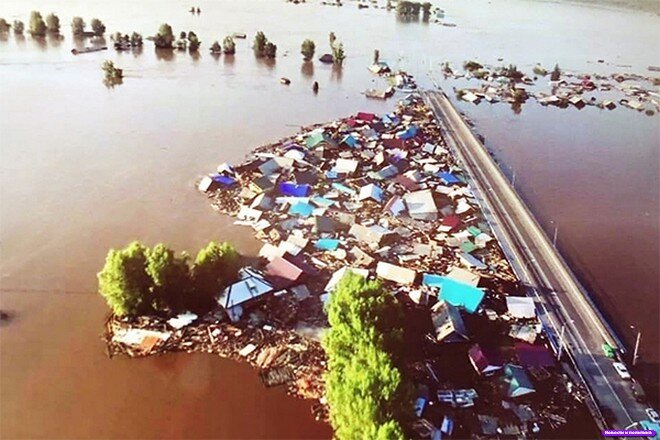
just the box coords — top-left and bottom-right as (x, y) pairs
(28, 11), (46, 36)
(91, 18), (105, 36)
(0, 18), (10, 33)
(154, 23), (175, 49)
(222, 36), (235, 54)
(13, 20), (24, 34)
(301, 39), (315, 61)
(98, 241), (239, 316)
(323, 273), (411, 439)
(71, 17), (85, 35)
(45, 13), (60, 34)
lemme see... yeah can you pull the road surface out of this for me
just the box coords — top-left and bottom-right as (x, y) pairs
(422, 90), (649, 430)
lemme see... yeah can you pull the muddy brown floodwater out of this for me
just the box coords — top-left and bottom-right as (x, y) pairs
(1, 0), (658, 437)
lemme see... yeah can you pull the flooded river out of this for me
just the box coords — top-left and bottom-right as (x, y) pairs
(1, 0), (658, 437)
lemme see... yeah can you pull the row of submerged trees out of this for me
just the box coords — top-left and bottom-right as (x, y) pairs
(97, 241), (239, 317)
(323, 273), (412, 439)
(0, 12), (106, 36)
(396, 1), (433, 21)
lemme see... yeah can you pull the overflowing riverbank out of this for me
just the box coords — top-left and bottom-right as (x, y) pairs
(105, 71), (601, 436)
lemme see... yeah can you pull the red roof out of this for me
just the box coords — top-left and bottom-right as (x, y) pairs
(356, 112), (376, 122)
(382, 138), (408, 149)
(442, 215), (461, 230)
(514, 342), (555, 368)
(468, 344), (504, 374)
(265, 257), (303, 289)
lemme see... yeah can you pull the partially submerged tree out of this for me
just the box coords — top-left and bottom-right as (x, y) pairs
(463, 60), (483, 71)
(421, 2), (432, 19)
(373, 48), (380, 64)
(533, 65), (548, 76)
(45, 13), (60, 34)
(222, 35), (235, 54)
(550, 63), (561, 81)
(210, 40), (222, 53)
(13, 20), (24, 34)
(264, 41), (277, 58)
(102, 60), (123, 79)
(187, 31), (201, 51)
(154, 23), (175, 49)
(130, 32), (143, 47)
(91, 18), (106, 36)
(332, 41), (345, 66)
(0, 18), (10, 33)
(71, 17), (85, 35)
(329, 31), (336, 47)
(323, 273), (411, 440)
(301, 38), (315, 61)
(28, 11), (47, 36)
(253, 31), (267, 56)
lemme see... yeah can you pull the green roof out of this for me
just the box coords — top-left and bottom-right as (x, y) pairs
(460, 241), (478, 254)
(305, 132), (327, 148)
(467, 226), (481, 237)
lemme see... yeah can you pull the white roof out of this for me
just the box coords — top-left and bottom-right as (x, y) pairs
(445, 266), (480, 287)
(506, 296), (536, 319)
(324, 266), (369, 292)
(217, 268), (274, 309)
(333, 158), (359, 174)
(376, 261), (416, 285)
(403, 189), (437, 220)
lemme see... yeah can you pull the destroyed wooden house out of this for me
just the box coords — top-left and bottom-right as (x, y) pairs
(216, 267), (275, 322)
(468, 343), (504, 376)
(430, 299), (469, 343)
(502, 364), (536, 398)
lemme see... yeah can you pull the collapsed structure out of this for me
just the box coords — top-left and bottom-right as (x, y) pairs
(107, 72), (595, 437)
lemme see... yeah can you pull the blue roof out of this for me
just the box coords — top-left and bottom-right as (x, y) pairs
(422, 274), (485, 313)
(439, 172), (461, 185)
(311, 196), (335, 207)
(397, 125), (418, 139)
(315, 238), (340, 251)
(211, 174), (237, 187)
(279, 182), (311, 197)
(342, 134), (358, 148)
(288, 202), (314, 217)
(332, 182), (357, 196)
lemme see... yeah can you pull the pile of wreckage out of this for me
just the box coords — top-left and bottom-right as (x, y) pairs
(104, 311), (328, 416)
(190, 84), (589, 435)
(445, 62), (659, 114)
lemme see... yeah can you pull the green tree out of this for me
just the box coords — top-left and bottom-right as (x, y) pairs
(222, 35), (235, 54)
(191, 241), (239, 311)
(146, 244), (191, 313)
(253, 31), (267, 56)
(97, 242), (152, 316)
(28, 11), (47, 36)
(102, 60), (123, 80)
(45, 13), (60, 34)
(130, 32), (143, 47)
(13, 20), (24, 34)
(91, 18), (106, 36)
(71, 17), (85, 35)
(210, 40), (222, 53)
(301, 39), (315, 61)
(550, 63), (561, 81)
(332, 41), (345, 66)
(0, 18), (10, 33)
(187, 31), (201, 51)
(154, 23), (175, 49)
(264, 41), (277, 58)
(323, 273), (411, 440)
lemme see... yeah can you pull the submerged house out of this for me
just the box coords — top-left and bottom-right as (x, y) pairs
(431, 300), (469, 343)
(502, 364), (536, 398)
(217, 267), (275, 322)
